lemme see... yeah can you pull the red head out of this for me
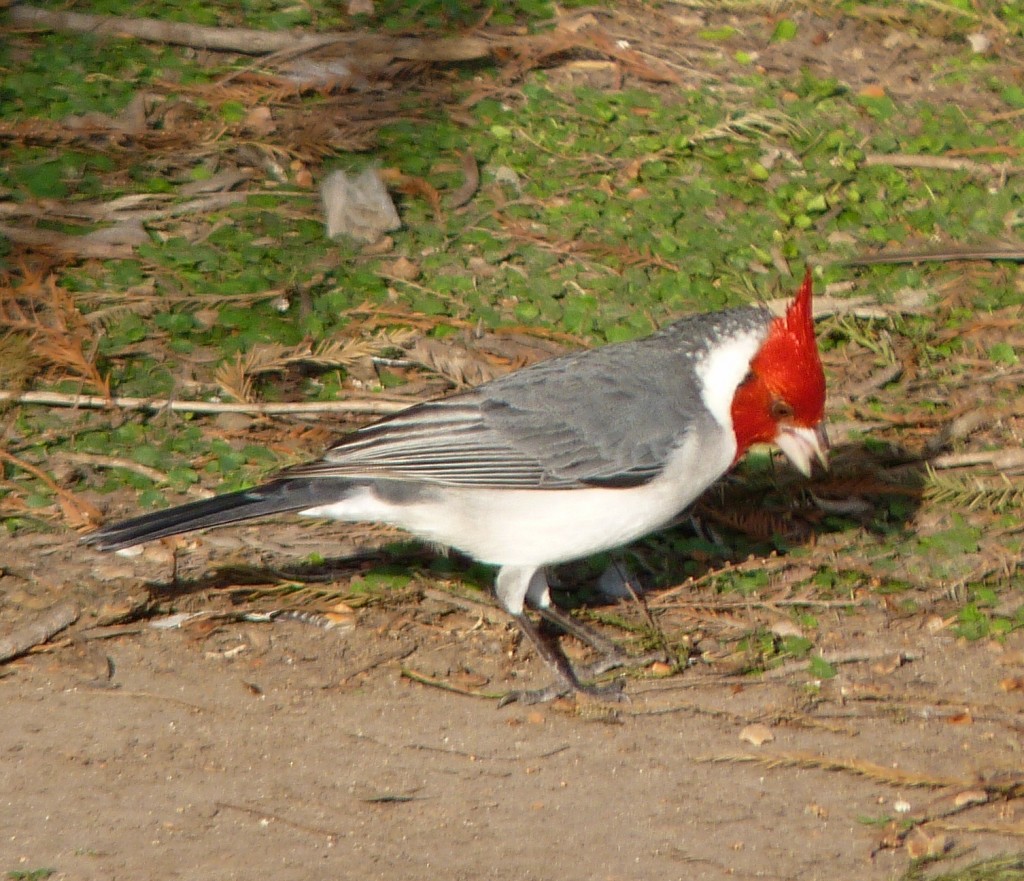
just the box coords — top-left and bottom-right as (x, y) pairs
(730, 268), (828, 475)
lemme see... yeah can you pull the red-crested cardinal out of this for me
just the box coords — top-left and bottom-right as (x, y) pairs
(83, 271), (827, 701)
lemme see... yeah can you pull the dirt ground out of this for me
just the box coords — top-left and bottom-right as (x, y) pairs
(3, 6), (1024, 881)
(2, 520), (1022, 881)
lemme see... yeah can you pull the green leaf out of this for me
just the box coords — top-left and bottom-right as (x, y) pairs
(808, 656), (837, 680)
(989, 342), (1019, 365)
(699, 26), (736, 41)
(771, 19), (798, 42)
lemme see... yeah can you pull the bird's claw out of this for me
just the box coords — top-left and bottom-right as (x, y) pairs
(497, 677), (627, 707)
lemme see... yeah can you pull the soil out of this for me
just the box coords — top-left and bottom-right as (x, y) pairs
(3, 6), (1024, 881)
(2, 523), (1023, 880)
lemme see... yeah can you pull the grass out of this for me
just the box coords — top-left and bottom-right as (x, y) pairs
(2, 1), (1023, 646)
(901, 853), (1024, 881)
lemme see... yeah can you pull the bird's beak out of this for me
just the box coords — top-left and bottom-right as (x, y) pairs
(774, 422), (829, 477)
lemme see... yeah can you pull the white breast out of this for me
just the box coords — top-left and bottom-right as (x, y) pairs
(300, 423), (735, 568)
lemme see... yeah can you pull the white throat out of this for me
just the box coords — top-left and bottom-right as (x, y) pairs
(694, 331), (764, 433)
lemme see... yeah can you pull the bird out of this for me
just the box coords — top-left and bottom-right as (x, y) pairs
(83, 270), (828, 702)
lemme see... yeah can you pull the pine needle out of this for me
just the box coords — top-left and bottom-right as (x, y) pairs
(925, 467), (1024, 513)
(213, 330), (418, 403)
(697, 750), (969, 789)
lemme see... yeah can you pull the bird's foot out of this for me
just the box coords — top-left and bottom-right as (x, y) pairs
(497, 676), (627, 707)
(502, 611), (632, 706)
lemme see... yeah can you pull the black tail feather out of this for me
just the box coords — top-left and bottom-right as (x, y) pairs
(81, 478), (352, 551)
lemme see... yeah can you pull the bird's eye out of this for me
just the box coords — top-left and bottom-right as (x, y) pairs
(770, 399), (794, 421)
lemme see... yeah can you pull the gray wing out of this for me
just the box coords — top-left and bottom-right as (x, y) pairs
(283, 310), (766, 489)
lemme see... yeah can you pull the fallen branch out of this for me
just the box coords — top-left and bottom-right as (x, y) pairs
(57, 451), (169, 484)
(930, 448), (1024, 472)
(0, 389), (410, 416)
(0, 603), (80, 664)
(9, 6), (500, 60)
(848, 246), (1024, 266)
(864, 152), (1024, 178)
(0, 223), (135, 261)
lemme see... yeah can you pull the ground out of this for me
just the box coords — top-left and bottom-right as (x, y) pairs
(3, 521), (1022, 880)
(2, 4), (1024, 881)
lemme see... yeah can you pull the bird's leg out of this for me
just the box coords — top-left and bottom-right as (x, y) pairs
(535, 563), (669, 677)
(499, 612), (628, 706)
(525, 568), (620, 654)
(536, 604), (622, 658)
(536, 604), (669, 679)
(499, 611), (587, 706)
(496, 566), (625, 706)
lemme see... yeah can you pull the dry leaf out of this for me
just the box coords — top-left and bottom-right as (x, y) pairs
(859, 84), (887, 99)
(925, 615), (950, 633)
(870, 654), (906, 676)
(953, 790), (988, 808)
(321, 611), (356, 629)
(244, 105), (275, 135)
(905, 828), (949, 859)
(770, 620), (803, 639)
(739, 724), (774, 746)
(385, 256), (420, 281)
(448, 150), (480, 208)
(408, 336), (504, 387)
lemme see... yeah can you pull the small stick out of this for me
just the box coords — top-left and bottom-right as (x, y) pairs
(0, 389), (410, 416)
(8, 6), (499, 60)
(863, 152), (1023, 178)
(930, 448), (1024, 471)
(847, 247), (1024, 266)
(400, 666), (505, 699)
(0, 603), (79, 664)
(56, 451), (172, 485)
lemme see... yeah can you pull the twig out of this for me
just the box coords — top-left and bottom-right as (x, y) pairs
(646, 554), (793, 607)
(56, 451), (171, 485)
(758, 648), (917, 682)
(400, 666), (505, 699)
(71, 688), (208, 712)
(863, 152), (1023, 178)
(0, 389), (411, 416)
(847, 247), (1024, 266)
(9, 6), (501, 60)
(0, 603), (79, 664)
(0, 446), (101, 525)
(334, 645), (416, 685)
(698, 751), (967, 789)
(420, 586), (511, 626)
(845, 363), (903, 401)
(213, 801), (341, 841)
(930, 448), (1024, 472)
(10, 6), (335, 53)
(404, 741), (571, 762)
(762, 293), (928, 321)
(929, 820), (1024, 838)
(0, 223), (134, 260)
